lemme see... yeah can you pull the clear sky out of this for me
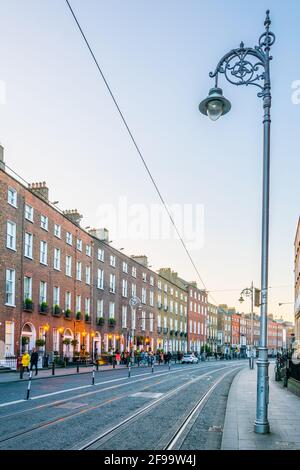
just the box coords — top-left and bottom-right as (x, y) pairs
(0, 0), (299, 321)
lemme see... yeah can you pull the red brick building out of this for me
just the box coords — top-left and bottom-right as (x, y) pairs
(184, 282), (208, 353)
(0, 163), (161, 361)
(231, 313), (240, 348)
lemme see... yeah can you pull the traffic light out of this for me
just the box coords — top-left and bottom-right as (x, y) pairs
(254, 288), (261, 307)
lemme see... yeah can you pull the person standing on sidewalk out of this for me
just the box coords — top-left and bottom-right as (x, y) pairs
(30, 348), (39, 375)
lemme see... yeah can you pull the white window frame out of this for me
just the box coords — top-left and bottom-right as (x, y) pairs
(66, 255), (72, 277)
(97, 299), (103, 318)
(54, 248), (61, 271)
(24, 232), (33, 259)
(7, 221), (16, 251)
(109, 301), (115, 319)
(122, 305), (127, 328)
(66, 232), (73, 245)
(7, 187), (17, 207)
(86, 265), (91, 285)
(5, 269), (16, 306)
(97, 268), (104, 289)
(40, 241), (48, 265)
(53, 286), (60, 307)
(76, 261), (82, 281)
(109, 273), (116, 293)
(24, 276), (32, 301)
(39, 281), (47, 304)
(25, 204), (34, 222)
(40, 214), (48, 231)
(54, 224), (61, 239)
(98, 248), (104, 262)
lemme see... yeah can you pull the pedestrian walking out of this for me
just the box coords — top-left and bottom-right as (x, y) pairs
(30, 348), (39, 375)
(160, 352), (164, 364)
(21, 351), (30, 373)
(115, 351), (121, 366)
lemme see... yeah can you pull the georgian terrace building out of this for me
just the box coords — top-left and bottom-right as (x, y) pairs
(157, 268), (188, 353)
(294, 217), (300, 358)
(184, 281), (208, 353)
(0, 161), (161, 359)
(207, 303), (218, 353)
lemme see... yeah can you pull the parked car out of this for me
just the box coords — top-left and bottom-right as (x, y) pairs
(181, 354), (199, 364)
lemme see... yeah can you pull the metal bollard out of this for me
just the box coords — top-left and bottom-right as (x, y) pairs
(96, 361), (99, 371)
(152, 363), (154, 374)
(92, 365), (95, 385)
(168, 361), (171, 371)
(26, 371), (33, 400)
(20, 364), (24, 380)
(77, 362), (79, 373)
(52, 362), (55, 376)
(113, 360), (116, 369)
(128, 363), (131, 378)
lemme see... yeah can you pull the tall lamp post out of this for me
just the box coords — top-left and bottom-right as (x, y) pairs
(199, 10), (275, 434)
(43, 324), (49, 366)
(239, 283), (254, 353)
(129, 296), (141, 365)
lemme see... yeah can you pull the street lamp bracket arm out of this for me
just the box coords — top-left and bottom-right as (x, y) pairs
(209, 11), (275, 98)
(240, 287), (253, 298)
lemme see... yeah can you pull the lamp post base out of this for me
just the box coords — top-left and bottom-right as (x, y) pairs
(254, 421), (270, 434)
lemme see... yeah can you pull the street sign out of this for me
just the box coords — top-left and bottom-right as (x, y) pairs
(254, 288), (261, 307)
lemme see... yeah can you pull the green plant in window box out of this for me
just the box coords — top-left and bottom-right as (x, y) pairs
(65, 309), (71, 318)
(24, 298), (33, 311)
(76, 311), (82, 320)
(40, 301), (48, 313)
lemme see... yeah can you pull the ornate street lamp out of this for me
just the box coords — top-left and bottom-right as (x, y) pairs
(43, 323), (49, 353)
(199, 10), (275, 434)
(239, 283), (255, 350)
(129, 296), (141, 364)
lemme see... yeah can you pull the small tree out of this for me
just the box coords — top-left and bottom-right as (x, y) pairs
(22, 336), (29, 346)
(36, 339), (46, 347)
(76, 311), (82, 320)
(71, 339), (78, 347)
(63, 338), (71, 346)
(97, 317), (105, 326)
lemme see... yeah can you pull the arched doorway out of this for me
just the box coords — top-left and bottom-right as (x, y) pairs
(21, 323), (36, 353)
(94, 332), (101, 357)
(63, 328), (74, 358)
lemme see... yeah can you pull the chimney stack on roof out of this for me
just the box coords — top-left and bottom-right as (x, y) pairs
(89, 228), (109, 242)
(28, 181), (49, 200)
(131, 255), (149, 267)
(63, 209), (83, 226)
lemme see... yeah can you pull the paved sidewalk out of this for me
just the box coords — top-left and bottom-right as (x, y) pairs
(221, 362), (300, 450)
(0, 364), (128, 383)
